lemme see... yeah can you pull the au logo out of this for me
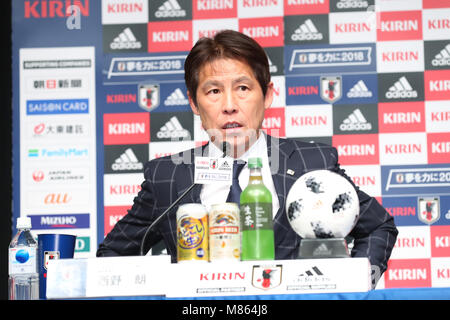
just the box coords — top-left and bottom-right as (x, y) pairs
(44, 193), (71, 205)
(138, 84), (160, 112)
(252, 265), (282, 290)
(320, 76), (342, 103)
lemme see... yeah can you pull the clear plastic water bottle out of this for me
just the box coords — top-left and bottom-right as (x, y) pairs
(8, 217), (39, 300)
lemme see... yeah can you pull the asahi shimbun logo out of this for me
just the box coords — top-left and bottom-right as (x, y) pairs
(138, 84), (160, 111)
(320, 76), (342, 103)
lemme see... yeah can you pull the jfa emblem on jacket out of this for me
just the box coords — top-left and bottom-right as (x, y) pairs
(418, 197), (440, 225)
(320, 76), (342, 103)
(138, 84), (160, 112)
(252, 265), (282, 290)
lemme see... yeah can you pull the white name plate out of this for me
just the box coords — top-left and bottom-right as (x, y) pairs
(46, 255), (171, 299)
(166, 257), (372, 298)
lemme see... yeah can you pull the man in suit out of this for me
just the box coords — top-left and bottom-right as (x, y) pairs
(97, 30), (398, 278)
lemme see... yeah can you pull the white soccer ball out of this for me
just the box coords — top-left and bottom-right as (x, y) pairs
(286, 170), (360, 239)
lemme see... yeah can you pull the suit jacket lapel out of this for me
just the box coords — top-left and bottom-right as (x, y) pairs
(174, 145), (207, 204)
(266, 135), (305, 230)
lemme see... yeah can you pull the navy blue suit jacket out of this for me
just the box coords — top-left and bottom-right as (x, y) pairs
(97, 135), (398, 274)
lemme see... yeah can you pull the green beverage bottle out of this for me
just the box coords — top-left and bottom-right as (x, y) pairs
(240, 157), (275, 260)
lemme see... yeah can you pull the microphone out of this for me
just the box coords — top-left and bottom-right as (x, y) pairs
(139, 141), (230, 256)
(222, 141), (231, 157)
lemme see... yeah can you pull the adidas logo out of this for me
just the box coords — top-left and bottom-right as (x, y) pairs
(268, 56), (278, 74)
(385, 76), (418, 99)
(313, 243), (333, 257)
(164, 88), (189, 106)
(336, 0), (369, 9)
(219, 159), (231, 170)
(157, 116), (190, 139)
(432, 43), (450, 67)
(110, 27), (142, 50)
(155, 0), (186, 18)
(340, 108), (372, 131)
(298, 266), (325, 277)
(347, 80), (373, 98)
(112, 148), (143, 171)
(291, 19), (323, 41)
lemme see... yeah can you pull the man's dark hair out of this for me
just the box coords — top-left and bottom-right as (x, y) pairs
(184, 30), (271, 107)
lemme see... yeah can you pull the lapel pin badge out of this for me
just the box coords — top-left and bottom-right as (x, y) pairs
(286, 169), (295, 176)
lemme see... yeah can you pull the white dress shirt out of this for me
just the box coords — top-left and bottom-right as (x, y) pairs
(199, 133), (280, 218)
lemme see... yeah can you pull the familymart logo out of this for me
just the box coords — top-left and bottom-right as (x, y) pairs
(27, 147), (89, 160)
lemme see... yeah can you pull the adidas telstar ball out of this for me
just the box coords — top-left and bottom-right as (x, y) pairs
(286, 170), (360, 239)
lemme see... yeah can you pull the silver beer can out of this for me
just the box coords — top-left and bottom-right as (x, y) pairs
(209, 203), (240, 261)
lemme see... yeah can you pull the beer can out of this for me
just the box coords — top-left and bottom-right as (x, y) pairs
(209, 203), (240, 261)
(176, 203), (209, 262)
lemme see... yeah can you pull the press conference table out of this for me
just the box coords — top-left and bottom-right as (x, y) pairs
(97, 287), (450, 300)
(46, 256), (450, 301)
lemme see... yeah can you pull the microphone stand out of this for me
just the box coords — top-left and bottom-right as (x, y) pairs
(139, 142), (230, 256)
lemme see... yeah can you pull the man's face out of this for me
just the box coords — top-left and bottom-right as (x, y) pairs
(188, 58), (273, 156)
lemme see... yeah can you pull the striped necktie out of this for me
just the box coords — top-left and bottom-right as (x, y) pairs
(226, 160), (246, 205)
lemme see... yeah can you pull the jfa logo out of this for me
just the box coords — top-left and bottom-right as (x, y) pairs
(418, 197), (440, 225)
(252, 265), (282, 290)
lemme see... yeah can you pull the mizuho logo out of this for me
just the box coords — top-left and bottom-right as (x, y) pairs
(41, 216), (77, 225)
